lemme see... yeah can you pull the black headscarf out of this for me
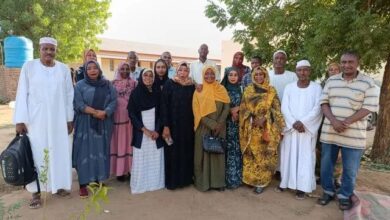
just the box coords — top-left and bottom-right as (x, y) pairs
(153, 59), (169, 90)
(129, 69), (161, 112)
(84, 60), (109, 134)
(221, 67), (242, 95)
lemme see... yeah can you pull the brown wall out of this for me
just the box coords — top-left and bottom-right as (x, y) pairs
(0, 66), (21, 102)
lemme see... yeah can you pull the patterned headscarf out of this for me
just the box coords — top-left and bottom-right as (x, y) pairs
(172, 61), (193, 86)
(251, 66), (270, 91)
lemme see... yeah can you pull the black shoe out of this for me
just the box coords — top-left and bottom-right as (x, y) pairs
(116, 175), (126, 182)
(254, 187), (264, 194)
(317, 193), (334, 206)
(295, 190), (305, 200)
(338, 198), (353, 210)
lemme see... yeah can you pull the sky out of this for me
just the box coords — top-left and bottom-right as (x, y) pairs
(101, 0), (234, 55)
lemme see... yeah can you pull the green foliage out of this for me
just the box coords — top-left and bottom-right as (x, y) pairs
(205, 0), (390, 79)
(0, 0), (111, 63)
(76, 182), (111, 220)
(0, 199), (22, 220)
(39, 148), (49, 186)
(39, 148), (49, 220)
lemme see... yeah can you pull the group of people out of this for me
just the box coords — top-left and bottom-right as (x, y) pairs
(13, 37), (378, 212)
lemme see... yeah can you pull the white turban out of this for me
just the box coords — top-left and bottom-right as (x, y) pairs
(273, 50), (287, 59)
(296, 60), (311, 68)
(39, 37), (57, 46)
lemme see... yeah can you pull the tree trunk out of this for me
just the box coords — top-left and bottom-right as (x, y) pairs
(371, 53), (390, 164)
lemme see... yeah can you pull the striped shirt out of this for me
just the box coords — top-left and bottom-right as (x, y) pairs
(320, 72), (379, 149)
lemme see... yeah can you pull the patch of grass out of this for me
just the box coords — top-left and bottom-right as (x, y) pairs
(362, 159), (390, 172)
(0, 199), (22, 220)
(364, 162), (390, 172)
(361, 151), (390, 172)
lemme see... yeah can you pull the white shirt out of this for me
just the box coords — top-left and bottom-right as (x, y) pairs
(268, 69), (297, 101)
(190, 59), (219, 84)
(130, 67), (144, 81)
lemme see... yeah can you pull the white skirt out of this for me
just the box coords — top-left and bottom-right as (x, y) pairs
(130, 108), (165, 194)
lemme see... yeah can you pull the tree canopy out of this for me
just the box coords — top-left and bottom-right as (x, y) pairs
(205, 0), (390, 79)
(0, 0), (111, 63)
(206, 0), (390, 164)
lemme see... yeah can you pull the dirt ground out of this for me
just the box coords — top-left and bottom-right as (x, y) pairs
(0, 105), (389, 220)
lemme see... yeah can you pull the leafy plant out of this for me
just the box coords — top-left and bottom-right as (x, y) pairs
(75, 182), (112, 220)
(39, 148), (49, 220)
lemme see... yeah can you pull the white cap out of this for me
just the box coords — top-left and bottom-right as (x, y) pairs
(296, 60), (311, 68)
(273, 50), (287, 59)
(39, 37), (57, 46)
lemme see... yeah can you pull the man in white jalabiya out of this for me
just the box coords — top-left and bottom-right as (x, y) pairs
(268, 50), (298, 179)
(277, 60), (322, 199)
(14, 37), (74, 209)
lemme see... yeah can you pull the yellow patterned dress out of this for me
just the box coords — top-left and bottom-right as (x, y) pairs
(239, 75), (285, 188)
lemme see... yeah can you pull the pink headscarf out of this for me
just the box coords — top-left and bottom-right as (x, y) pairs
(114, 62), (131, 80)
(112, 62), (136, 98)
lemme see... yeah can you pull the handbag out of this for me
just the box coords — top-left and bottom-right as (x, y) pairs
(202, 134), (225, 154)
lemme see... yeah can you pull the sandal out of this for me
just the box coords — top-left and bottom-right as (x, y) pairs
(339, 198), (353, 210)
(254, 187), (264, 194)
(317, 193), (334, 206)
(29, 194), (42, 209)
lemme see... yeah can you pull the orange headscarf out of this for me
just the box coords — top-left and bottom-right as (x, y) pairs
(192, 65), (230, 130)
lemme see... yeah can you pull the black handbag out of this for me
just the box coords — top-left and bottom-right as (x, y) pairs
(202, 135), (225, 154)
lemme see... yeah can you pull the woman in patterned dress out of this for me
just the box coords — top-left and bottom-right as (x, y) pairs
(239, 66), (285, 194)
(221, 67), (243, 189)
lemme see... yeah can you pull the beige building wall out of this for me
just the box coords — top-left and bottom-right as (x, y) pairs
(95, 38), (221, 80)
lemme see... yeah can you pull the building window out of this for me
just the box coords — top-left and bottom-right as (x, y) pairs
(110, 59), (114, 71)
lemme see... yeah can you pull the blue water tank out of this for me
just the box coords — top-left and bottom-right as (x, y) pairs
(4, 36), (34, 68)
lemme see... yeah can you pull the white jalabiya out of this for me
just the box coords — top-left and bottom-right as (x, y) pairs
(269, 69), (298, 172)
(268, 69), (297, 101)
(280, 82), (322, 193)
(130, 108), (165, 194)
(13, 59), (74, 193)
